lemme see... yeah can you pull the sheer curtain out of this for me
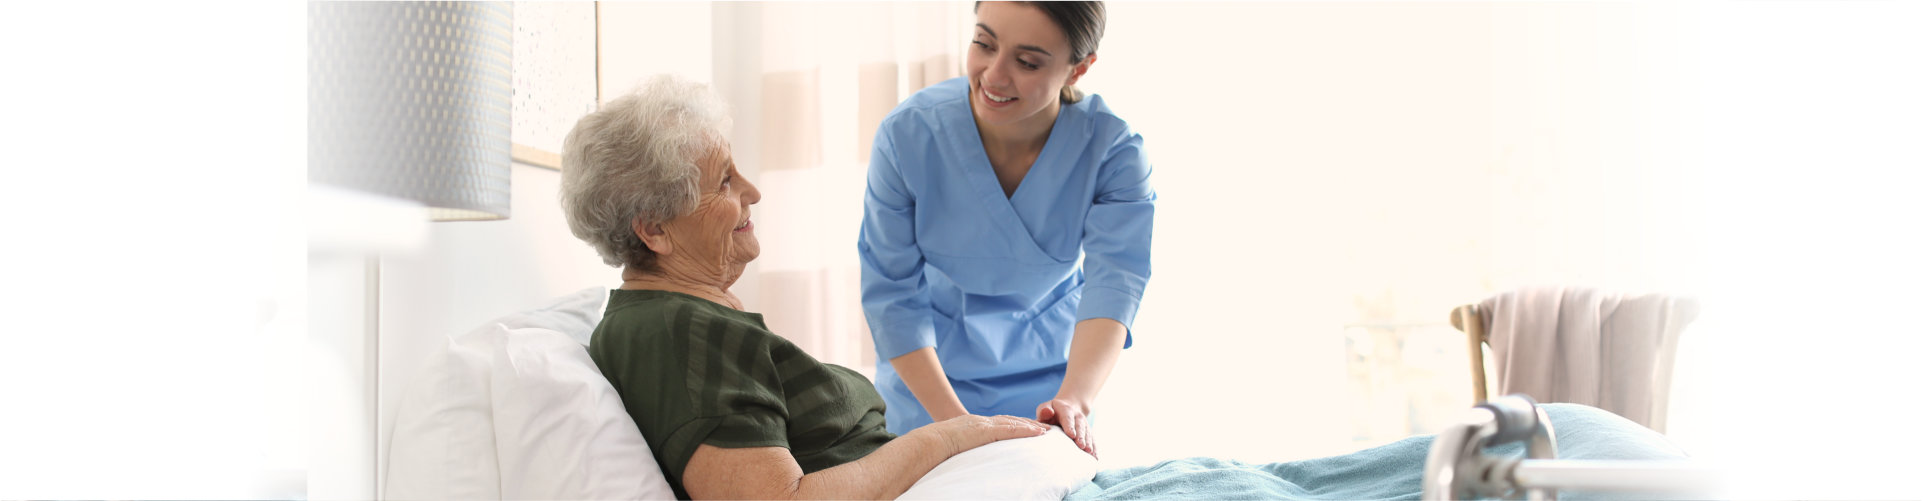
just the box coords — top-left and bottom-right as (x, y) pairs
(713, 2), (972, 375)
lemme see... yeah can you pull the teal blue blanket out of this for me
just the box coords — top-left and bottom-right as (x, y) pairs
(1067, 404), (1689, 500)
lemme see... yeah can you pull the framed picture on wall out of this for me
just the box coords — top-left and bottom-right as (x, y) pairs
(510, 2), (598, 171)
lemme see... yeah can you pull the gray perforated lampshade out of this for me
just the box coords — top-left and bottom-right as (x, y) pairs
(309, 2), (513, 221)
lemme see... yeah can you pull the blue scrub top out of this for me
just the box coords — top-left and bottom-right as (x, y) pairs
(858, 77), (1155, 433)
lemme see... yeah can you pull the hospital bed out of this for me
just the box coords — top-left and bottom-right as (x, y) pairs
(383, 288), (1716, 500)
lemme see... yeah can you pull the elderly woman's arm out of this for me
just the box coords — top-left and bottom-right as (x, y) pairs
(682, 415), (1047, 500)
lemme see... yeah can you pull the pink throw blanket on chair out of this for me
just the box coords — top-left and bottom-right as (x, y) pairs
(1478, 287), (1700, 432)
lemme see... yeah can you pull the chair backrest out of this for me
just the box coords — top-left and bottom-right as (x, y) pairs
(1449, 288), (1700, 432)
(1449, 303), (1491, 403)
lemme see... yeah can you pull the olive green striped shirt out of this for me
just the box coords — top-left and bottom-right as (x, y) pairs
(587, 289), (895, 499)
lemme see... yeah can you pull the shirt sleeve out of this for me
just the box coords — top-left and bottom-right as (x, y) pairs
(659, 317), (790, 480)
(1075, 126), (1156, 348)
(858, 125), (939, 360)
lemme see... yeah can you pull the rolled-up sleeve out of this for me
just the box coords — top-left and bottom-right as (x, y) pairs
(858, 128), (938, 360)
(1075, 128), (1155, 348)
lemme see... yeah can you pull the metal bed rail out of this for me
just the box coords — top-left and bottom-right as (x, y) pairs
(1422, 395), (1724, 500)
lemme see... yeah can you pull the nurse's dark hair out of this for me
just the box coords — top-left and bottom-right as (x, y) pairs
(975, 1), (1105, 104)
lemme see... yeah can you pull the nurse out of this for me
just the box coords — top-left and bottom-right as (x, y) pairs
(859, 1), (1152, 458)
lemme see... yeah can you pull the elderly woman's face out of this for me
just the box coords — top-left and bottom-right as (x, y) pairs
(661, 143), (760, 275)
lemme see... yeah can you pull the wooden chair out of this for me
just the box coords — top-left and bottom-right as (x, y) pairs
(1448, 291), (1700, 432)
(1448, 304), (1493, 403)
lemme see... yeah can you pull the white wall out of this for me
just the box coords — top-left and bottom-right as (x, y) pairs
(1, 3), (305, 498)
(1668, 3), (1923, 497)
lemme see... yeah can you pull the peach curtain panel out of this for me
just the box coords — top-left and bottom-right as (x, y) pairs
(720, 3), (971, 374)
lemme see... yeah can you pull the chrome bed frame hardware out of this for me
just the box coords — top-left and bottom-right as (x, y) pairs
(1421, 395), (1724, 500)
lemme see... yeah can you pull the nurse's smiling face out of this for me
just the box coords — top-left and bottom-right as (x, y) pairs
(967, 2), (1093, 129)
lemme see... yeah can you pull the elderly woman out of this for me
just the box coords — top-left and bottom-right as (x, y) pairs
(560, 75), (1049, 500)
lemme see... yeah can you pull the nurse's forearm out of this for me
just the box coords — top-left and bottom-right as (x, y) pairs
(889, 347), (969, 421)
(1057, 318), (1127, 409)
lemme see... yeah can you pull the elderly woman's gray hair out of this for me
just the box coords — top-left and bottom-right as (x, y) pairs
(560, 75), (733, 270)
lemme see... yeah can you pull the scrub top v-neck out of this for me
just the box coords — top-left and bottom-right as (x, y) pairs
(859, 77), (1156, 433)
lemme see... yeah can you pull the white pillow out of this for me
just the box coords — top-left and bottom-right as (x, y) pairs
(387, 288), (676, 500)
(898, 426), (1099, 500)
(489, 325), (675, 500)
(491, 287), (608, 346)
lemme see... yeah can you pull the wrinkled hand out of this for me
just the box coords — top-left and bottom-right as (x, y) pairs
(931, 414), (1050, 457)
(1035, 398), (1096, 458)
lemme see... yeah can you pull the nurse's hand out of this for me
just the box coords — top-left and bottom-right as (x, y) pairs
(1035, 398), (1096, 458)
